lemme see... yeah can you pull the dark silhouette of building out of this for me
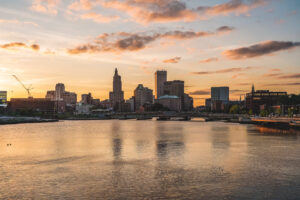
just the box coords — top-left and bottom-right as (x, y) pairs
(0, 91), (7, 105)
(155, 70), (167, 98)
(109, 68), (124, 108)
(211, 87), (229, 112)
(8, 98), (65, 114)
(245, 85), (287, 113)
(156, 95), (181, 112)
(183, 93), (193, 111)
(211, 87), (229, 102)
(81, 93), (93, 105)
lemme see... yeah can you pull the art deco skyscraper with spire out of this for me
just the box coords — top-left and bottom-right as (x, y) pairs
(109, 68), (124, 106)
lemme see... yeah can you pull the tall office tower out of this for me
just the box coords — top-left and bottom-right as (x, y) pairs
(163, 80), (184, 98)
(55, 83), (65, 101)
(211, 87), (229, 102)
(163, 80), (185, 108)
(134, 84), (153, 111)
(155, 70), (167, 99)
(109, 68), (124, 106)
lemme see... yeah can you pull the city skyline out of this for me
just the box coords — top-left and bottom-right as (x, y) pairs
(0, 0), (300, 106)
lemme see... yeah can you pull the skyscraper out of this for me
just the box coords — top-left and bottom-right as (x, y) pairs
(155, 70), (167, 98)
(134, 84), (153, 111)
(211, 87), (229, 102)
(109, 68), (124, 107)
(55, 83), (65, 101)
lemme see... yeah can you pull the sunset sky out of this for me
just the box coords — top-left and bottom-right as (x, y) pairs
(0, 0), (299, 106)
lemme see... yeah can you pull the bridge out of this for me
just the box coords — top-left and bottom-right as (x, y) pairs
(104, 112), (247, 121)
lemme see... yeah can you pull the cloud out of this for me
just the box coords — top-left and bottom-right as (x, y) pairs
(101, 0), (197, 24)
(263, 72), (283, 77)
(68, 0), (93, 11)
(192, 66), (255, 75)
(200, 57), (218, 63)
(0, 42), (40, 51)
(223, 41), (300, 60)
(0, 19), (39, 27)
(98, 0), (266, 24)
(235, 82), (251, 86)
(163, 57), (181, 63)
(31, 0), (60, 15)
(68, 26), (233, 54)
(277, 73), (300, 79)
(262, 72), (300, 79)
(230, 89), (247, 93)
(197, 0), (266, 16)
(265, 82), (300, 86)
(80, 12), (120, 23)
(189, 90), (210, 95)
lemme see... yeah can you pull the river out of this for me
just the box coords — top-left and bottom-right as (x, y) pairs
(0, 120), (300, 199)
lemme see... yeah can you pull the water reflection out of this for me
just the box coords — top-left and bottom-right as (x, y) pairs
(0, 121), (300, 199)
(155, 122), (185, 160)
(210, 124), (231, 151)
(111, 121), (123, 160)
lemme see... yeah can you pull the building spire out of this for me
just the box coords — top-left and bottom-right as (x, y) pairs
(115, 68), (118, 75)
(252, 84), (255, 93)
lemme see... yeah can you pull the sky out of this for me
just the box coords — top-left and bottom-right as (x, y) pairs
(0, 0), (299, 106)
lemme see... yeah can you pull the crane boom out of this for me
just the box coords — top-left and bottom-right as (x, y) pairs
(12, 75), (33, 98)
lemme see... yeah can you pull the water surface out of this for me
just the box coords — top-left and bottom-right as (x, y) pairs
(0, 120), (300, 199)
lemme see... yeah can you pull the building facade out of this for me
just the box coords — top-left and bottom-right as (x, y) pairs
(210, 87), (229, 112)
(109, 68), (124, 108)
(0, 91), (7, 105)
(46, 83), (77, 108)
(183, 93), (193, 111)
(156, 95), (181, 112)
(211, 87), (229, 102)
(155, 70), (167, 98)
(245, 88), (287, 113)
(8, 98), (66, 113)
(81, 93), (93, 105)
(134, 84), (153, 111)
(55, 83), (65, 101)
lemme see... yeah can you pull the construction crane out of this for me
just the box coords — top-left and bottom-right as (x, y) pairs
(11, 75), (33, 98)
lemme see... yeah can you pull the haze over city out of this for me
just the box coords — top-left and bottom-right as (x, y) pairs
(0, 0), (300, 106)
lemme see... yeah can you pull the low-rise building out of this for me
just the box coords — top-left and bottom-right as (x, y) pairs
(8, 98), (65, 114)
(0, 91), (7, 106)
(245, 88), (287, 114)
(75, 103), (93, 115)
(156, 95), (181, 112)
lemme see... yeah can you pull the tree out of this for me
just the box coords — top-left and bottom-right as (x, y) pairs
(260, 109), (269, 117)
(229, 105), (240, 114)
(248, 109), (253, 115)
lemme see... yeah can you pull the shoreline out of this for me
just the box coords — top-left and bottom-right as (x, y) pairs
(0, 116), (59, 125)
(1, 116), (299, 131)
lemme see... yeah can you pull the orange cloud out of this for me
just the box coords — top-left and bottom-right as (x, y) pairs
(0, 42), (40, 51)
(68, 26), (234, 54)
(192, 66), (255, 75)
(223, 41), (300, 60)
(68, 0), (93, 11)
(101, 0), (197, 24)
(99, 0), (266, 24)
(31, 0), (60, 15)
(163, 57), (181, 64)
(199, 57), (218, 63)
(80, 12), (120, 23)
(197, 0), (266, 16)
